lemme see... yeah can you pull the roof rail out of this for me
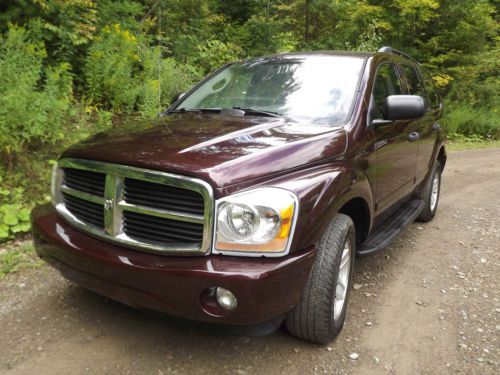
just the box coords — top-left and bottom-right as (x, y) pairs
(377, 46), (420, 64)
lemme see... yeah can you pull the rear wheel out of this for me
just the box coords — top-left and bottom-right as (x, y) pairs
(285, 213), (355, 344)
(417, 161), (442, 222)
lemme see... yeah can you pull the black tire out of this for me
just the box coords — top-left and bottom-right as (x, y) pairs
(417, 161), (442, 222)
(285, 213), (355, 344)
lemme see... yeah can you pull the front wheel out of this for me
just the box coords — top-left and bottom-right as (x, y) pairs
(285, 213), (355, 344)
(417, 161), (442, 222)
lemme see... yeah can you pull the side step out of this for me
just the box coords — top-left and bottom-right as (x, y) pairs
(357, 198), (424, 256)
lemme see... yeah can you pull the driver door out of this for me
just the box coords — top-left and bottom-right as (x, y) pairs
(371, 63), (419, 212)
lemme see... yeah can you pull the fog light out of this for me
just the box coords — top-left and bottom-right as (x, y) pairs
(215, 287), (237, 310)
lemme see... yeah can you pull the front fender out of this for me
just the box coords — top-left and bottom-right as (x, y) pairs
(266, 163), (374, 253)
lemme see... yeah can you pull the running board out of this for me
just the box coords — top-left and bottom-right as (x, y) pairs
(357, 198), (424, 256)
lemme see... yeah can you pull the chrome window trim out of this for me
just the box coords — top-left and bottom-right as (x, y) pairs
(53, 158), (214, 256)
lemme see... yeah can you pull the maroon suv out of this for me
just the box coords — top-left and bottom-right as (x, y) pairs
(32, 47), (446, 344)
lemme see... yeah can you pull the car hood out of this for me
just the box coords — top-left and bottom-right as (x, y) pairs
(63, 114), (347, 188)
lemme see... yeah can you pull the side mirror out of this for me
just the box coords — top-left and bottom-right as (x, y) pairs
(383, 95), (426, 121)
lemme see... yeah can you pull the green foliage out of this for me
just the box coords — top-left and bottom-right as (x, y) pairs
(84, 24), (141, 112)
(84, 23), (197, 115)
(195, 40), (244, 74)
(0, 182), (32, 241)
(0, 25), (73, 157)
(0, 0), (98, 70)
(442, 106), (500, 140)
(96, 0), (145, 30)
(0, 242), (41, 278)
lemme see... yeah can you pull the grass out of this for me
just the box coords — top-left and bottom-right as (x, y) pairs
(0, 240), (43, 278)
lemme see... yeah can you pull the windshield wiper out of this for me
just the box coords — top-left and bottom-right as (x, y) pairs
(167, 107), (283, 118)
(167, 108), (221, 114)
(232, 106), (282, 117)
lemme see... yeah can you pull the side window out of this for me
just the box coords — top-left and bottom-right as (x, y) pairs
(372, 64), (403, 119)
(423, 73), (441, 110)
(401, 65), (426, 99)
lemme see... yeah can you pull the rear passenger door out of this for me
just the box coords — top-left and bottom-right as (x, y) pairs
(371, 63), (419, 212)
(400, 65), (441, 185)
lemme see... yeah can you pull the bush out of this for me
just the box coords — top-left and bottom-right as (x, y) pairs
(0, 181), (32, 241)
(0, 25), (72, 162)
(442, 105), (500, 140)
(137, 47), (200, 117)
(194, 40), (244, 75)
(84, 24), (198, 116)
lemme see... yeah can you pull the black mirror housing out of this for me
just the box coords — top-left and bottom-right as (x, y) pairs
(383, 95), (426, 121)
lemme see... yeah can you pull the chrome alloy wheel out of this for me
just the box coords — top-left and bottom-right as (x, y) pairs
(430, 172), (440, 212)
(333, 238), (352, 320)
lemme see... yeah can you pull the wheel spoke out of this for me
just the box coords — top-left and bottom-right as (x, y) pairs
(337, 277), (346, 291)
(340, 253), (350, 269)
(334, 238), (353, 320)
(336, 284), (345, 301)
(430, 172), (440, 211)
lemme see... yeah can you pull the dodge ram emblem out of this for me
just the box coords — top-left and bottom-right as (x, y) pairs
(104, 199), (113, 210)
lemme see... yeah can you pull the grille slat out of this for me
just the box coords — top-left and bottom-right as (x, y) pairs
(57, 162), (210, 254)
(64, 202), (104, 225)
(62, 192), (104, 228)
(124, 178), (204, 215)
(125, 183), (203, 200)
(122, 196), (203, 212)
(125, 227), (202, 243)
(123, 212), (203, 237)
(124, 187), (204, 205)
(65, 201), (104, 220)
(63, 168), (106, 196)
(124, 211), (203, 242)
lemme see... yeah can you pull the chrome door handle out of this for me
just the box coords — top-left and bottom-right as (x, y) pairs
(408, 132), (420, 141)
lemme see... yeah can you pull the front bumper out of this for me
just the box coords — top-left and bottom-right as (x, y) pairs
(32, 204), (315, 325)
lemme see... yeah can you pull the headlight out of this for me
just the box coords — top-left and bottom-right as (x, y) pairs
(213, 187), (298, 256)
(51, 162), (63, 206)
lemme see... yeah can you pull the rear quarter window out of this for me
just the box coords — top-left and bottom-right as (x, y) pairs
(401, 65), (426, 98)
(401, 64), (440, 110)
(422, 73), (441, 110)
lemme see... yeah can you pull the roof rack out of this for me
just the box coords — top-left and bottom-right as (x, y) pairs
(377, 46), (420, 64)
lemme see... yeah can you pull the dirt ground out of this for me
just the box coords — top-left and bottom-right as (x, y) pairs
(0, 148), (499, 375)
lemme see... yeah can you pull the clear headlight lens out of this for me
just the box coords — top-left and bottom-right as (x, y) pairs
(51, 162), (63, 206)
(213, 188), (298, 256)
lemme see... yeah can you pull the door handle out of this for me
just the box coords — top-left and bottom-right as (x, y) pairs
(408, 132), (420, 141)
(432, 123), (441, 131)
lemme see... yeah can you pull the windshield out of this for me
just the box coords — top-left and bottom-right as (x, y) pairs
(175, 55), (365, 125)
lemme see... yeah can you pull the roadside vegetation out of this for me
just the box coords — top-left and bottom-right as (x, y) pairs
(0, 0), (498, 247)
(0, 241), (42, 278)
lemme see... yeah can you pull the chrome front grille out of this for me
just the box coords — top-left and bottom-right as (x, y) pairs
(52, 158), (214, 255)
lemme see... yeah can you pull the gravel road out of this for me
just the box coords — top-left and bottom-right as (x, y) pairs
(1, 148), (499, 375)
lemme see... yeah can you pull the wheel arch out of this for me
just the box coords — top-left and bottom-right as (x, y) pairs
(337, 197), (371, 246)
(437, 145), (447, 169)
